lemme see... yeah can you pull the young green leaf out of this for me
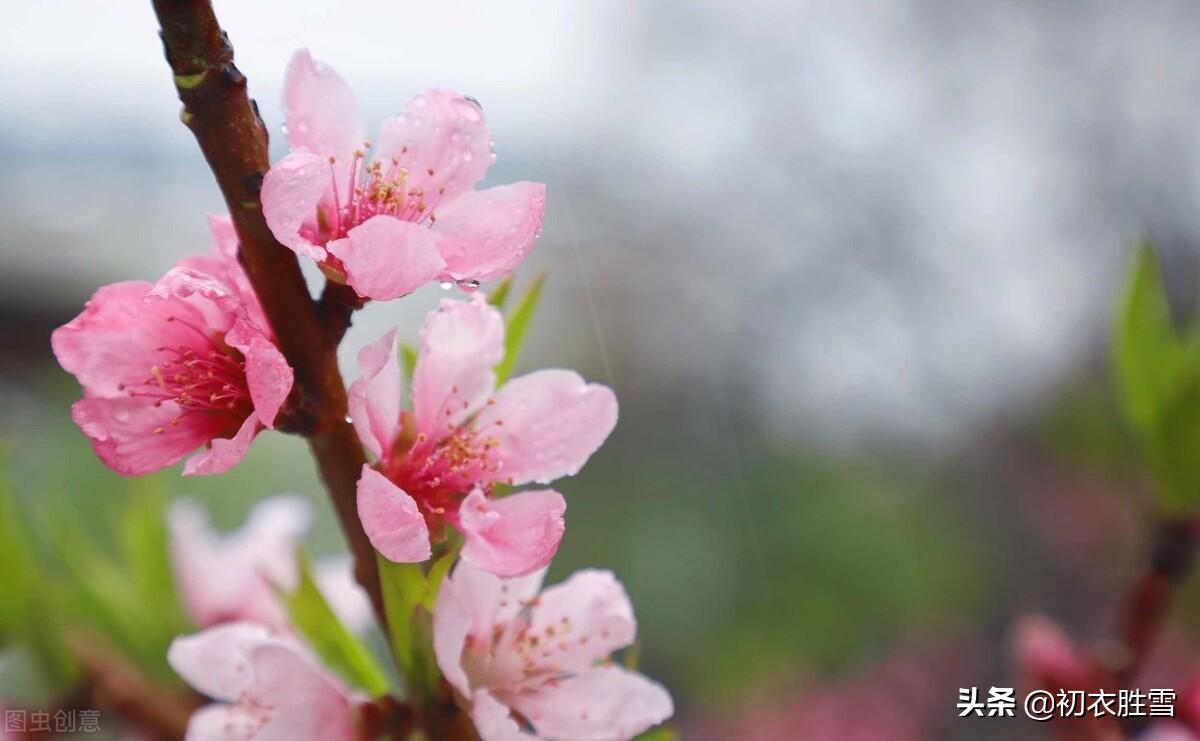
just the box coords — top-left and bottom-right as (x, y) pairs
(1114, 241), (1186, 436)
(495, 272), (547, 384)
(488, 274), (514, 309)
(377, 546), (458, 704)
(401, 342), (419, 387)
(279, 554), (391, 696)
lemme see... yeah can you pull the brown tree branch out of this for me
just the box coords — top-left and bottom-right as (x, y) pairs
(1111, 516), (1198, 687)
(150, 0), (382, 623)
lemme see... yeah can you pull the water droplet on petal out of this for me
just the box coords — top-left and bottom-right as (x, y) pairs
(440, 281), (454, 291)
(456, 279), (481, 293)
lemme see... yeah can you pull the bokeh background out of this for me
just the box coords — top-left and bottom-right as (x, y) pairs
(5, 1), (1200, 738)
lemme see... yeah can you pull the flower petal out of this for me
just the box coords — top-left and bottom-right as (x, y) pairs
(326, 216), (446, 301)
(412, 296), (504, 439)
(184, 703), (263, 741)
(434, 563), (546, 697)
(474, 369), (617, 486)
(526, 569), (636, 673)
(506, 666), (673, 741)
(375, 89), (492, 204)
(435, 183), (546, 283)
(348, 328), (401, 460)
(356, 466), (431, 562)
(168, 622), (274, 702)
(52, 281), (194, 396)
(183, 414), (262, 476)
(282, 49), (365, 163)
(262, 151), (332, 262)
(239, 332), (294, 429)
(458, 489), (565, 578)
(71, 396), (217, 476)
(471, 691), (540, 741)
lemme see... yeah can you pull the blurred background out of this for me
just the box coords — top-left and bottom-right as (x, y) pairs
(4, 1), (1200, 738)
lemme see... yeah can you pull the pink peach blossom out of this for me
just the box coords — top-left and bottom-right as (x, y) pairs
(169, 495), (372, 634)
(51, 216), (293, 477)
(261, 49), (546, 300)
(351, 296), (617, 577)
(168, 622), (360, 741)
(433, 562), (673, 741)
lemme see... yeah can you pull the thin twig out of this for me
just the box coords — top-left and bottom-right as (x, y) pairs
(150, 0), (382, 623)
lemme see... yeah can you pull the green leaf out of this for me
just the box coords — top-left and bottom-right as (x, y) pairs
(1114, 241), (1186, 435)
(377, 546), (458, 705)
(401, 342), (419, 387)
(495, 273), (547, 384)
(1113, 240), (1200, 511)
(279, 554), (391, 696)
(488, 275), (514, 309)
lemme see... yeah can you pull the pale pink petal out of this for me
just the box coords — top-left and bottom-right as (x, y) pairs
(183, 414), (262, 476)
(52, 281), (193, 396)
(184, 703), (261, 741)
(434, 183), (546, 283)
(168, 622), (274, 701)
(234, 495), (312, 591)
(374, 89), (492, 204)
(149, 265), (244, 332)
(238, 333), (294, 429)
(348, 329), (401, 459)
(250, 643), (355, 741)
(474, 370), (618, 486)
(412, 297), (504, 439)
(432, 568), (476, 697)
(314, 555), (374, 635)
(262, 151), (331, 262)
(326, 216), (446, 301)
(434, 563), (545, 697)
(1141, 724), (1200, 741)
(356, 466), (431, 562)
(526, 570), (636, 673)
(71, 397), (218, 476)
(171, 497), (297, 631)
(195, 214), (270, 330)
(282, 49), (365, 163)
(471, 691), (541, 741)
(458, 489), (565, 578)
(505, 666), (673, 741)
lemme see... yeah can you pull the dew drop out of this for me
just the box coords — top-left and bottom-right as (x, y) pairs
(440, 281), (454, 290)
(280, 122), (289, 135)
(344, 414), (353, 424)
(457, 279), (481, 293)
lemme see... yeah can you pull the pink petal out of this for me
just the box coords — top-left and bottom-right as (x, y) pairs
(348, 328), (401, 459)
(375, 89), (492, 205)
(412, 296), (504, 439)
(474, 370), (618, 486)
(356, 466), (431, 562)
(184, 703), (261, 741)
(282, 49), (365, 163)
(506, 666), (673, 741)
(183, 414), (262, 476)
(249, 642), (353, 718)
(526, 570), (636, 673)
(149, 265), (244, 331)
(238, 332), (294, 429)
(195, 214), (272, 337)
(470, 691), (540, 741)
(168, 622), (274, 702)
(52, 281), (194, 396)
(262, 151), (332, 262)
(434, 563), (546, 697)
(169, 496), (308, 630)
(458, 489), (565, 578)
(434, 183), (546, 283)
(326, 215), (446, 301)
(71, 396), (218, 476)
